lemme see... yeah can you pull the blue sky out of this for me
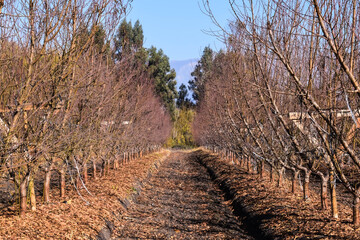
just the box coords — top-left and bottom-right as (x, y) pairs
(126, 0), (231, 61)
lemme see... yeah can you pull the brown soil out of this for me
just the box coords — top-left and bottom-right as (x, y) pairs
(112, 150), (253, 239)
(3, 149), (358, 239)
(193, 149), (360, 240)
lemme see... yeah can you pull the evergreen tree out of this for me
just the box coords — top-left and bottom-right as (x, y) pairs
(132, 20), (144, 51)
(114, 19), (144, 60)
(75, 24), (110, 56)
(188, 46), (214, 104)
(93, 25), (109, 54)
(113, 20), (177, 118)
(147, 46), (177, 119)
(176, 83), (193, 109)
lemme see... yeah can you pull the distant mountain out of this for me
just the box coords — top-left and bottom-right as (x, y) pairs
(170, 59), (198, 90)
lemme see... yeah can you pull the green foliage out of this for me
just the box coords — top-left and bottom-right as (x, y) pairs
(176, 83), (193, 109)
(188, 46), (214, 104)
(147, 46), (177, 119)
(93, 25), (110, 54)
(132, 20), (144, 49)
(166, 108), (195, 148)
(113, 20), (177, 119)
(114, 19), (144, 60)
(74, 24), (110, 56)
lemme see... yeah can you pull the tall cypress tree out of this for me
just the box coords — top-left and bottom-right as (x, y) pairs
(147, 46), (178, 119)
(114, 19), (144, 60)
(113, 20), (177, 119)
(188, 46), (214, 104)
(176, 83), (192, 109)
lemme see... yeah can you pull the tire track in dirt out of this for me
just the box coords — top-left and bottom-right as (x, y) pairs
(112, 151), (253, 239)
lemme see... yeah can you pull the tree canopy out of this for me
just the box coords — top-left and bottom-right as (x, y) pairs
(114, 20), (177, 119)
(166, 108), (195, 148)
(188, 46), (214, 104)
(176, 83), (193, 109)
(148, 46), (177, 119)
(114, 19), (144, 60)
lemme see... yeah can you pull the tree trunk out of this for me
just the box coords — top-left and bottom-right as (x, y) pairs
(303, 170), (311, 201)
(20, 177), (29, 217)
(292, 169), (299, 194)
(354, 195), (360, 226)
(247, 157), (251, 172)
(60, 168), (66, 198)
(43, 168), (52, 203)
(28, 177), (36, 211)
(93, 160), (97, 180)
(117, 157), (121, 168)
(101, 161), (105, 177)
(320, 174), (329, 210)
(270, 165), (274, 183)
(76, 176), (81, 189)
(235, 156), (239, 165)
(113, 157), (118, 169)
(329, 170), (338, 219)
(83, 163), (88, 184)
(106, 159), (110, 174)
(259, 161), (265, 179)
(277, 167), (284, 187)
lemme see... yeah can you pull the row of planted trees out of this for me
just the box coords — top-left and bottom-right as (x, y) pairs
(0, 0), (172, 217)
(193, 0), (360, 226)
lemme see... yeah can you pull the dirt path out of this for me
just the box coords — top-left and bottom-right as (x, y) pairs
(112, 151), (253, 239)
